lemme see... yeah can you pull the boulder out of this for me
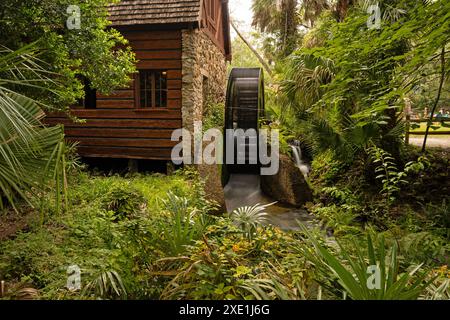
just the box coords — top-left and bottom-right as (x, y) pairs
(261, 154), (313, 207)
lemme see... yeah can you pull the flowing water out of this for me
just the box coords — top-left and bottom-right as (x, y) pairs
(223, 142), (316, 230)
(290, 141), (310, 177)
(224, 174), (314, 231)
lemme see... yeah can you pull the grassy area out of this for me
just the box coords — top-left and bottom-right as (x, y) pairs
(410, 122), (450, 133)
(408, 123), (450, 148)
(0, 171), (203, 299)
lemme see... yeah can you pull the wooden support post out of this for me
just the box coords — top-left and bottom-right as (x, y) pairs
(128, 159), (138, 173)
(166, 161), (176, 175)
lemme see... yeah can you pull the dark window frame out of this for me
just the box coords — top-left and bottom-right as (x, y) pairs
(134, 70), (168, 109)
(76, 75), (97, 109)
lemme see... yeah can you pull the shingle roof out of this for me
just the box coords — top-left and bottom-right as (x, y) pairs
(108, 0), (202, 26)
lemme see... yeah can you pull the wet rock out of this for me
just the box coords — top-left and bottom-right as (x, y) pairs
(261, 154), (313, 207)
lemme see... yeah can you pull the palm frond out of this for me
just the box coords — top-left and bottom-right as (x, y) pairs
(0, 44), (67, 211)
(230, 202), (275, 240)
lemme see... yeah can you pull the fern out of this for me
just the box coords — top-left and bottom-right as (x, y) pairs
(368, 145), (407, 209)
(368, 145), (429, 210)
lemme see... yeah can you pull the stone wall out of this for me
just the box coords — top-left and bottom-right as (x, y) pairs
(182, 29), (228, 210)
(182, 29), (227, 132)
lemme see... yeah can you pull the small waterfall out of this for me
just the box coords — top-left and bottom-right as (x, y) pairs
(290, 141), (310, 177)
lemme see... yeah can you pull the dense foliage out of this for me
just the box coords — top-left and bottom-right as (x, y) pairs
(0, 44), (68, 210)
(0, 0), (136, 209)
(0, 0), (136, 109)
(0, 163), (448, 300)
(267, 0), (450, 161)
(0, 0), (448, 301)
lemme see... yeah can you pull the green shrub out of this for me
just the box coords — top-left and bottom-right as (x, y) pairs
(82, 270), (127, 299)
(309, 204), (362, 236)
(158, 220), (311, 300)
(101, 184), (146, 221)
(399, 232), (449, 266)
(297, 228), (435, 300)
(368, 145), (428, 210)
(0, 172), (198, 299)
(421, 199), (450, 239)
(203, 102), (224, 131)
(310, 150), (347, 185)
(149, 191), (214, 256)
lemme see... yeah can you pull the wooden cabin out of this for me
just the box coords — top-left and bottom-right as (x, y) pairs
(46, 0), (231, 161)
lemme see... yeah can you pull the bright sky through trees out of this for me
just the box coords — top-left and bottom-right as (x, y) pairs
(229, 0), (254, 36)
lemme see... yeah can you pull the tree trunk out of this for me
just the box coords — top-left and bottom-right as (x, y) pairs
(422, 47), (446, 153)
(230, 20), (273, 76)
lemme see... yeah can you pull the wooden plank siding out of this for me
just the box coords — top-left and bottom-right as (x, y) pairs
(200, 0), (230, 59)
(45, 30), (183, 160)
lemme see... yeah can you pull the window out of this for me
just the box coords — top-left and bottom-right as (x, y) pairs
(137, 70), (168, 108)
(77, 76), (96, 109)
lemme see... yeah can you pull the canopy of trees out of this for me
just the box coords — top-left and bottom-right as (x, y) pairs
(0, 0), (136, 109)
(251, 0), (449, 159)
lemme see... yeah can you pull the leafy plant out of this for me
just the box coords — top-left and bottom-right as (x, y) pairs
(230, 203), (274, 240)
(368, 145), (409, 209)
(0, 44), (67, 212)
(102, 184), (146, 221)
(321, 186), (357, 204)
(152, 191), (213, 256)
(175, 167), (220, 214)
(299, 227), (435, 300)
(83, 270), (127, 300)
(239, 270), (308, 300)
(421, 199), (450, 239)
(369, 145), (429, 210)
(309, 150), (346, 184)
(399, 231), (448, 266)
(64, 141), (83, 174)
(261, 119), (295, 155)
(420, 269), (450, 300)
(311, 204), (362, 236)
(203, 102), (225, 131)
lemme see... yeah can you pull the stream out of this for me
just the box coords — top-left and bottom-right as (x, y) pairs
(224, 174), (314, 231)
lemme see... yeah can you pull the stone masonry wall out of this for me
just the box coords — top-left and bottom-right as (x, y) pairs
(182, 29), (227, 132)
(182, 29), (228, 211)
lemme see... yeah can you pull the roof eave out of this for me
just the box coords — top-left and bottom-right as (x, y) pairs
(222, 0), (232, 61)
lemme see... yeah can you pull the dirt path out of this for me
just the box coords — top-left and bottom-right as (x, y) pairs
(0, 209), (36, 240)
(409, 135), (450, 149)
